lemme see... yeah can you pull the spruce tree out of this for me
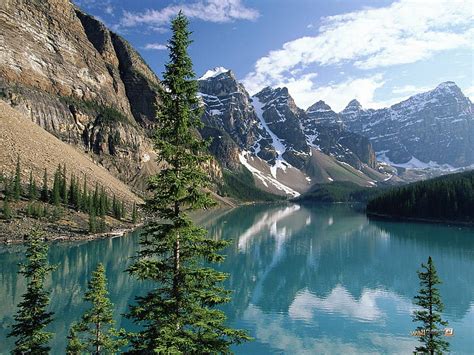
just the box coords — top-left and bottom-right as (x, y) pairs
(131, 203), (138, 224)
(61, 165), (68, 205)
(52, 167), (61, 206)
(8, 230), (55, 354)
(2, 197), (12, 220)
(66, 325), (84, 354)
(28, 170), (37, 201)
(120, 200), (125, 220)
(412, 256), (449, 354)
(68, 263), (126, 353)
(126, 12), (250, 353)
(41, 168), (49, 202)
(13, 155), (22, 200)
(93, 183), (100, 213)
(81, 177), (88, 212)
(98, 187), (107, 217)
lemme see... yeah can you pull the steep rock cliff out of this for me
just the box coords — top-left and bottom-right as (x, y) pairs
(0, 0), (160, 189)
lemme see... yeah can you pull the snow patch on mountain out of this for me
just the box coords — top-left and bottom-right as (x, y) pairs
(199, 66), (230, 80)
(252, 96), (291, 178)
(377, 151), (457, 171)
(239, 151), (300, 197)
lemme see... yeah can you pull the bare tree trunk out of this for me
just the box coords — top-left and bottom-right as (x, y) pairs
(95, 321), (101, 354)
(173, 200), (180, 330)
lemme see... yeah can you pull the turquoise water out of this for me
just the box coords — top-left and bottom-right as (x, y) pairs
(1, 203), (473, 354)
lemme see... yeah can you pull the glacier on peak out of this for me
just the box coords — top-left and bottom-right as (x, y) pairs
(199, 66), (231, 80)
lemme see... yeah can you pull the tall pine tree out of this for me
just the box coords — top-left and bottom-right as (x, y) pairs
(13, 155), (22, 200)
(126, 12), (250, 353)
(8, 230), (55, 354)
(412, 256), (449, 354)
(28, 170), (37, 201)
(52, 166), (61, 206)
(41, 168), (49, 202)
(67, 263), (126, 354)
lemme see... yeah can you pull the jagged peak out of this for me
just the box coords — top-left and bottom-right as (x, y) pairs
(431, 81), (463, 96)
(307, 100), (332, 113)
(199, 66), (232, 80)
(254, 86), (290, 102)
(344, 99), (362, 111)
(435, 81), (458, 90)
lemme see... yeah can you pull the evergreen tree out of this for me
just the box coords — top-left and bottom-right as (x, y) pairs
(8, 230), (55, 354)
(74, 177), (81, 211)
(41, 168), (49, 202)
(120, 200), (125, 220)
(61, 165), (68, 205)
(131, 203), (138, 224)
(66, 324), (84, 354)
(52, 166), (61, 206)
(69, 174), (80, 209)
(2, 197), (12, 220)
(412, 256), (449, 354)
(13, 155), (22, 200)
(126, 13), (250, 353)
(93, 183), (100, 213)
(68, 263), (126, 353)
(98, 187), (107, 217)
(81, 177), (88, 212)
(112, 195), (121, 220)
(28, 170), (37, 201)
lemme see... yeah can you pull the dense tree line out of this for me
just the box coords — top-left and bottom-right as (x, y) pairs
(367, 170), (474, 222)
(1, 159), (137, 232)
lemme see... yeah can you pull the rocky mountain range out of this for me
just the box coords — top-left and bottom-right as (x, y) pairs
(340, 82), (474, 169)
(198, 68), (390, 196)
(1, 0), (472, 200)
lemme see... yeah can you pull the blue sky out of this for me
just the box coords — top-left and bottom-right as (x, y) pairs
(74, 0), (473, 111)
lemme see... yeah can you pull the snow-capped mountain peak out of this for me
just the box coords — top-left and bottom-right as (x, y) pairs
(343, 99), (363, 111)
(199, 66), (231, 80)
(342, 81), (473, 167)
(307, 100), (332, 113)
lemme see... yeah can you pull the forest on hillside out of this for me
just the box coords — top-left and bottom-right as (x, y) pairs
(366, 170), (474, 223)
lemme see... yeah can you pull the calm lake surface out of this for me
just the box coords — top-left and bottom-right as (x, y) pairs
(1, 203), (473, 354)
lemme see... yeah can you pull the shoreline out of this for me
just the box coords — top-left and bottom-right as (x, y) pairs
(1, 200), (292, 245)
(2, 224), (143, 245)
(366, 212), (474, 228)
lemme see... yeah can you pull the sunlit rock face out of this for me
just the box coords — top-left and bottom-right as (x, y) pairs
(0, 0), (160, 189)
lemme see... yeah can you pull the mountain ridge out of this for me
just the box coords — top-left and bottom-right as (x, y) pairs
(340, 81), (473, 168)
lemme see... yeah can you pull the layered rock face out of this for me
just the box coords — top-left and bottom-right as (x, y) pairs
(0, 0), (160, 189)
(341, 82), (474, 167)
(252, 87), (309, 169)
(302, 100), (376, 170)
(199, 69), (256, 144)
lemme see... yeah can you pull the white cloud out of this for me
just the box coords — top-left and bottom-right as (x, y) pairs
(264, 74), (386, 111)
(121, 0), (259, 30)
(143, 43), (167, 51)
(243, 0), (473, 106)
(464, 86), (474, 101)
(104, 5), (114, 15)
(392, 84), (432, 95)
